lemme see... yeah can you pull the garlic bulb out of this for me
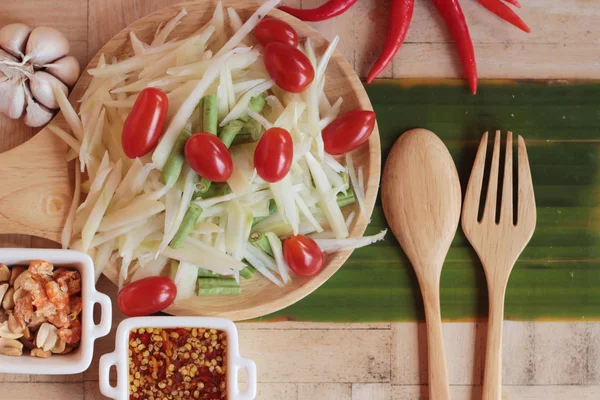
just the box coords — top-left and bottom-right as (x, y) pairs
(0, 23), (79, 127)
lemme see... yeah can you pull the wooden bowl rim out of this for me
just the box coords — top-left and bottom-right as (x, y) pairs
(72, 0), (381, 320)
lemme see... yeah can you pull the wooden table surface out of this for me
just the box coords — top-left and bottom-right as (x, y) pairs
(1, 0), (599, 399)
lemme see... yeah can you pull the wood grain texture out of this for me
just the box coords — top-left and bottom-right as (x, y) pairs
(298, 383), (352, 400)
(1, 0), (600, 398)
(391, 385), (600, 400)
(0, 0), (87, 251)
(0, 129), (71, 243)
(462, 132), (537, 400)
(353, 383), (392, 400)
(382, 128), (463, 400)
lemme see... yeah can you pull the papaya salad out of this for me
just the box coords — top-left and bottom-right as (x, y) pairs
(49, 0), (386, 311)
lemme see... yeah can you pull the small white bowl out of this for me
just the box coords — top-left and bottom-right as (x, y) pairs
(0, 248), (112, 374)
(99, 316), (257, 400)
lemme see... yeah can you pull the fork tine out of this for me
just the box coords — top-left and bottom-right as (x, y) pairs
(483, 131), (501, 222)
(462, 131), (488, 222)
(500, 131), (513, 225)
(518, 135), (536, 226)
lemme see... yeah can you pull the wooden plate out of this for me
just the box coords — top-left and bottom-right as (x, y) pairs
(72, 0), (381, 320)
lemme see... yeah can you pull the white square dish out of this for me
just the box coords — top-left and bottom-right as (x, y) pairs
(0, 248), (112, 374)
(99, 316), (256, 400)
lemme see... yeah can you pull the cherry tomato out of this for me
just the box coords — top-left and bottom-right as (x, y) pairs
(253, 127), (293, 183)
(264, 42), (314, 93)
(254, 18), (299, 47)
(185, 132), (233, 182)
(122, 88), (168, 158)
(117, 276), (176, 317)
(322, 110), (377, 155)
(283, 234), (324, 277)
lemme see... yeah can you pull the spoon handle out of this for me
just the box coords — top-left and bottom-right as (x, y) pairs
(482, 281), (508, 400)
(423, 288), (451, 400)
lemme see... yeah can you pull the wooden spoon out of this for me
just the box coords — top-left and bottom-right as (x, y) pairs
(381, 128), (461, 400)
(0, 125), (71, 243)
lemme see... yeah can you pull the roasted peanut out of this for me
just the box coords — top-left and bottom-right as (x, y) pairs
(0, 265), (9, 282)
(30, 348), (52, 358)
(2, 287), (15, 310)
(9, 266), (25, 286)
(0, 337), (23, 356)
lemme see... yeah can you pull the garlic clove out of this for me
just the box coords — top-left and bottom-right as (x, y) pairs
(24, 103), (54, 127)
(4, 79), (26, 119)
(24, 26), (70, 66)
(0, 23), (32, 58)
(0, 48), (18, 63)
(29, 70), (67, 109)
(23, 83), (55, 127)
(0, 74), (8, 113)
(44, 55), (80, 87)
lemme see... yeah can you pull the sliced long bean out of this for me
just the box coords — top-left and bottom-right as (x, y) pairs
(197, 286), (241, 295)
(161, 129), (192, 185)
(337, 188), (356, 207)
(239, 265), (256, 279)
(197, 267), (220, 278)
(202, 94), (219, 135)
(170, 203), (203, 248)
(192, 182), (230, 200)
(219, 120), (244, 148)
(197, 277), (241, 295)
(239, 94), (267, 122)
(249, 231), (273, 256)
(196, 94), (220, 194)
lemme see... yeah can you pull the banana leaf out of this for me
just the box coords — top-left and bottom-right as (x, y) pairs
(261, 79), (600, 322)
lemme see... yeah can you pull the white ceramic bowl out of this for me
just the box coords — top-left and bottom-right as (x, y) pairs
(99, 316), (257, 400)
(0, 248), (112, 374)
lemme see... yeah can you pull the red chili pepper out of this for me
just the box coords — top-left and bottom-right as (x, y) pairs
(503, 0), (521, 8)
(477, 0), (530, 33)
(278, 0), (358, 22)
(366, 0), (415, 83)
(431, 0), (478, 95)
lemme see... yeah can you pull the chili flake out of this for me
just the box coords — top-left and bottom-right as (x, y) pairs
(129, 327), (227, 400)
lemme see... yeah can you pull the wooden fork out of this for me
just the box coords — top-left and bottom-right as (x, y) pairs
(461, 131), (536, 400)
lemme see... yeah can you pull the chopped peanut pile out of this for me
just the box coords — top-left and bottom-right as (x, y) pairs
(0, 261), (82, 357)
(129, 328), (227, 400)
